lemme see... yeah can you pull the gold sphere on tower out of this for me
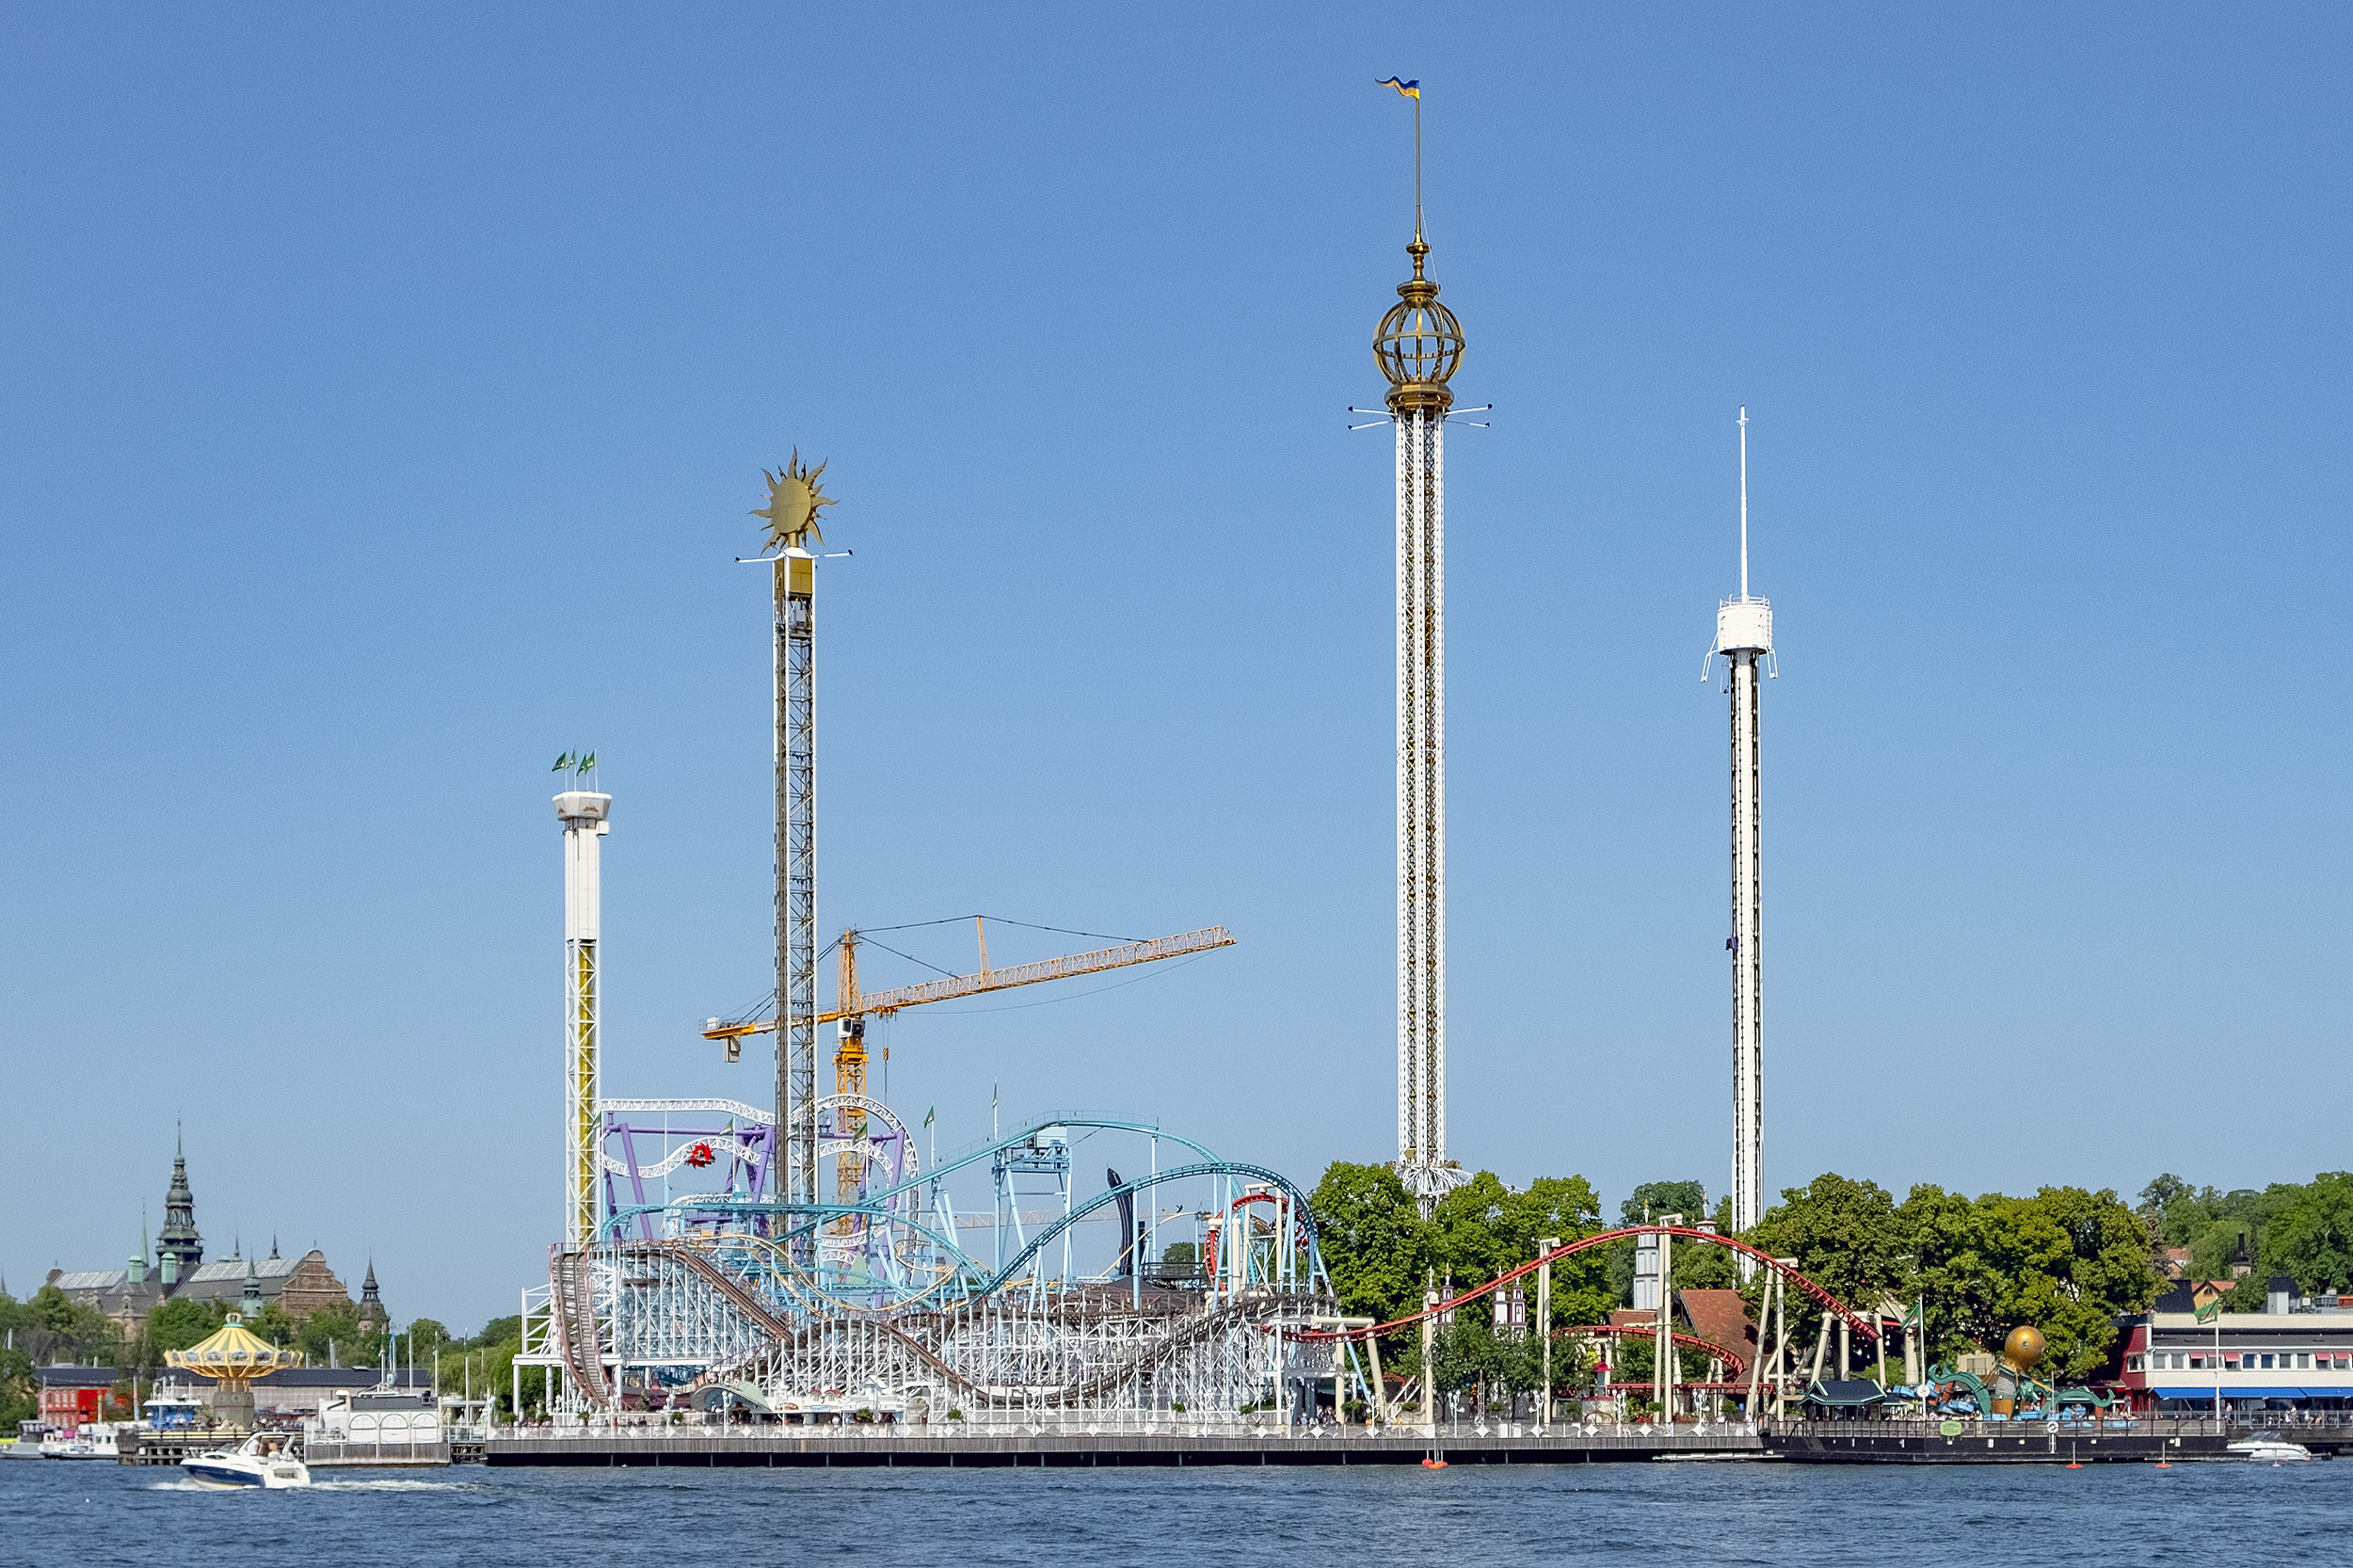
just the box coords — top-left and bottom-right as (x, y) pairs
(2003, 1325), (2047, 1369)
(1374, 239), (1464, 413)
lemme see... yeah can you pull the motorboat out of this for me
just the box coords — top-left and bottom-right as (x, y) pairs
(2227, 1432), (2313, 1463)
(181, 1433), (311, 1489)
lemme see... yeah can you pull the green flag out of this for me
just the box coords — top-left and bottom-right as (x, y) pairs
(923, 1107), (935, 1128)
(581, 751), (597, 771)
(552, 752), (574, 772)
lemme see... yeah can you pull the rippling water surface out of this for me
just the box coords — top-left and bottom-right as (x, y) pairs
(5, 1457), (2345, 1567)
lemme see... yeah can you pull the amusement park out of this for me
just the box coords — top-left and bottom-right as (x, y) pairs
(469, 185), (2342, 1465)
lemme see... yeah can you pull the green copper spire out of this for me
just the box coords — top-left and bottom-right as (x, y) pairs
(156, 1125), (203, 1278)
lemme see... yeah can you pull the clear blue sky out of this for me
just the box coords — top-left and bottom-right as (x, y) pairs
(4, 5), (2345, 1331)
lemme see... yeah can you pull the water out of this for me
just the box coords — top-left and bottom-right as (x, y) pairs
(4, 1457), (2345, 1567)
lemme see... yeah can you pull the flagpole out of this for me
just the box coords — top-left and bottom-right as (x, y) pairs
(1414, 91), (1423, 241)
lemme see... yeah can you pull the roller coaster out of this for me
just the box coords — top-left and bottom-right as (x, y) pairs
(515, 1096), (1344, 1425)
(518, 1097), (1903, 1429)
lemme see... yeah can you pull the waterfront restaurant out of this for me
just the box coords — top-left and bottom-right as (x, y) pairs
(2116, 1278), (2353, 1414)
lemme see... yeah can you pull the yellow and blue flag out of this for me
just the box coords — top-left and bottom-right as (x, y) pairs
(1378, 77), (1420, 100)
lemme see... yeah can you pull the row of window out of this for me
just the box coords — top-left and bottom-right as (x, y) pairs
(2134, 1351), (2351, 1372)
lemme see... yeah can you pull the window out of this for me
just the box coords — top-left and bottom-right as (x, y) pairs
(2261, 1354), (2275, 1369)
(2172, 1353), (2185, 1369)
(2226, 1354), (2241, 1369)
(2297, 1352), (2312, 1369)
(2190, 1355), (2206, 1370)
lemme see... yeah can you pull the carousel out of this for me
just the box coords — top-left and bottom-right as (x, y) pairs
(166, 1314), (303, 1432)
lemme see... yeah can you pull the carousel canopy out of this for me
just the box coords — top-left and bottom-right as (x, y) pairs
(164, 1314), (304, 1385)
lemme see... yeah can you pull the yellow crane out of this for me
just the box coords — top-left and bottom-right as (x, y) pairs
(703, 920), (1237, 1217)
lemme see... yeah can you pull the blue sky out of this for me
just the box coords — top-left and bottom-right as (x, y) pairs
(3, 5), (2346, 1330)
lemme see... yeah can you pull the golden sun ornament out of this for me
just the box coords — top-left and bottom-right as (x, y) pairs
(752, 450), (838, 553)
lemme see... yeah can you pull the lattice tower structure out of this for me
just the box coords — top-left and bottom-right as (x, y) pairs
(776, 549), (818, 1225)
(556, 789), (612, 1251)
(1376, 235), (1466, 1211)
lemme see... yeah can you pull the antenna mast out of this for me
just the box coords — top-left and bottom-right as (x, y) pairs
(1738, 404), (1750, 600)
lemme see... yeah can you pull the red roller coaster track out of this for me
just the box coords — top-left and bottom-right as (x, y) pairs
(1296, 1224), (1882, 1344)
(1557, 1321), (1751, 1377)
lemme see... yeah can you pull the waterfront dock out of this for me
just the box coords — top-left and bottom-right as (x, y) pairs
(482, 1415), (2310, 1468)
(488, 1426), (1757, 1467)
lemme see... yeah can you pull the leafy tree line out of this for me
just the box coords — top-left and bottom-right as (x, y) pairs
(1752, 1174), (2158, 1383)
(1308, 1161), (2173, 1395)
(2137, 1171), (2353, 1307)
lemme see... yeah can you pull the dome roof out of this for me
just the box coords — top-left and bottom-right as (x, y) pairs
(1374, 240), (1464, 411)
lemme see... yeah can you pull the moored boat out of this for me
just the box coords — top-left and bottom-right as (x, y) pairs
(2226, 1432), (2313, 1463)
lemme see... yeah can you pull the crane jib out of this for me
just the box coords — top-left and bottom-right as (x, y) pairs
(700, 925), (1236, 1037)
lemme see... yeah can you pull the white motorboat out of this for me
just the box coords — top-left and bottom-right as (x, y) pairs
(40, 1423), (121, 1460)
(2227, 1433), (2314, 1463)
(181, 1433), (311, 1489)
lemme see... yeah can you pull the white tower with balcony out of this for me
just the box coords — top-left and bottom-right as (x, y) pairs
(556, 780), (611, 1251)
(1710, 409), (1772, 1249)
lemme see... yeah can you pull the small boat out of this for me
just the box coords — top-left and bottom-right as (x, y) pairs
(40, 1423), (120, 1460)
(181, 1433), (311, 1489)
(2227, 1433), (2313, 1464)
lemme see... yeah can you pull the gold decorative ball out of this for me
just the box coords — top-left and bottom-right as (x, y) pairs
(1374, 243), (1464, 397)
(2004, 1325), (2046, 1368)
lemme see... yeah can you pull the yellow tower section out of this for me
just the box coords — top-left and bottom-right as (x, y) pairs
(556, 784), (611, 1251)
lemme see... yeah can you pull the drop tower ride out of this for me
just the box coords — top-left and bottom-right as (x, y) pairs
(1711, 408), (1772, 1248)
(1371, 84), (1467, 1210)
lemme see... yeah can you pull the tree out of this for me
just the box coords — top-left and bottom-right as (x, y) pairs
(2262, 1173), (2353, 1294)
(1432, 1171), (1527, 1288)
(21, 1285), (121, 1368)
(1750, 1174), (1906, 1335)
(294, 1302), (382, 1368)
(0, 1296), (31, 1428)
(1606, 1180), (1697, 1304)
(144, 1299), (216, 1358)
(1431, 1171), (1611, 1326)
(1976, 1187), (2157, 1382)
(1309, 1161), (1433, 1328)
(2186, 1218), (2252, 1284)
(407, 1319), (453, 1359)
(1898, 1183), (1999, 1362)
(2137, 1174), (2193, 1217)
(1621, 1181), (1708, 1228)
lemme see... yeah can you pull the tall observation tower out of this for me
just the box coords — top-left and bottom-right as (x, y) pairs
(1710, 408), (1773, 1245)
(554, 765), (612, 1251)
(1370, 83), (1467, 1210)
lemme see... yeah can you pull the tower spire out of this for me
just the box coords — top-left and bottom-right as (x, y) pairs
(1373, 78), (1465, 1212)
